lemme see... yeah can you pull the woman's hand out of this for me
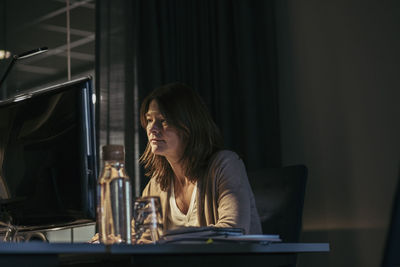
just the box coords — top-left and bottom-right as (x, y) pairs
(135, 237), (154, 244)
(88, 233), (100, 244)
(88, 232), (153, 244)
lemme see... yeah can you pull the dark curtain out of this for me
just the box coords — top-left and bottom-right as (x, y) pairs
(97, 0), (281, 194)
(96, 0), (140, 195)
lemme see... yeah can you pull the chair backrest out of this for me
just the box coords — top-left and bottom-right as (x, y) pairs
(248, 165), (307, 242)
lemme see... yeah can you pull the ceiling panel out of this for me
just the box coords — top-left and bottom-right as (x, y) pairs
(0, 0), (95, 99)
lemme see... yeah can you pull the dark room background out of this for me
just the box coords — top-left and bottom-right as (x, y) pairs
(96, 1), (400, 266)
(1, 0), (400, 266)
(96, 0), (281, 195)
(275, 1), (400, 267)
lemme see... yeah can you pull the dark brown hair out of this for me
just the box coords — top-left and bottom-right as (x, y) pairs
(139, 82), (223, 191)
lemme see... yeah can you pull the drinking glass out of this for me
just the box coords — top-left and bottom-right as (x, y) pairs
(1, 221), (18, 242)
(133, 196), (163, 243)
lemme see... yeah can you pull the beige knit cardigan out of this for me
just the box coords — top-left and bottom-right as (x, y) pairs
(142, 150), (262, 235)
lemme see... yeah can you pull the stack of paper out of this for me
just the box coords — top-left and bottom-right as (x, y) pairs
(160, 226), (281, 244)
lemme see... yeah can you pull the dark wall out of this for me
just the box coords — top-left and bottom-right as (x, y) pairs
(275, 1), (400, 266)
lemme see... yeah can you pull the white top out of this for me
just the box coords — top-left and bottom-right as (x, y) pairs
(168, 182), (199, 229)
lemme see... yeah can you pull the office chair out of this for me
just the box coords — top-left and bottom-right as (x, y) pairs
(248, 165), (308, 243)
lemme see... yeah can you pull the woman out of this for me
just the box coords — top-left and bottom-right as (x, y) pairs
(140, 82), (261, 235)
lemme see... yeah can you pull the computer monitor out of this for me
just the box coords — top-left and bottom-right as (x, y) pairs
(0, 76), (97, 227)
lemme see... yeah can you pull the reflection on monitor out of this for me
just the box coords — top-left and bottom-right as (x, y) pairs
(0, 76), (97, 227)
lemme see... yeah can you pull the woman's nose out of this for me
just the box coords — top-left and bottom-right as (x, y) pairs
(149, 121), (161, 134)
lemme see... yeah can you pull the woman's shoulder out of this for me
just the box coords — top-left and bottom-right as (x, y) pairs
(209, 150), (243, 169)
(212, 149), (241, 162)
(207, 150), (248, 186)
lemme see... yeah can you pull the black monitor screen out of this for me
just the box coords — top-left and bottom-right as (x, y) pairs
(0, 77), (97, 227)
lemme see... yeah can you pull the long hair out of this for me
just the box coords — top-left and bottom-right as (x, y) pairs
(139, 82), (223, 191)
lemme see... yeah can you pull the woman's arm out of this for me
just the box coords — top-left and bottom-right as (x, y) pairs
(212, 151), (252, 233)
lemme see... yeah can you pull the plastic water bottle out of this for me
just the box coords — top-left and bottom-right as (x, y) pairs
(97, 145), (132, 244)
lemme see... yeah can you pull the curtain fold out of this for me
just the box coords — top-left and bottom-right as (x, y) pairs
(133, 0), (281, 170)
(97, 0), (281, 193)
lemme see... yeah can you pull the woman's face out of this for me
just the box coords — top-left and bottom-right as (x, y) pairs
(145, 100), (184, 162)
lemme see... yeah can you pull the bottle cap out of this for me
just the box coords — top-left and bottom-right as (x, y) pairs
(102, 145), (125, 161)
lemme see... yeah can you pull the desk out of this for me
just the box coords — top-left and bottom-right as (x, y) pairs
(0, 242), (329, 267)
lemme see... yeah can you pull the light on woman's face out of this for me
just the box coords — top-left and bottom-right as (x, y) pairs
(145, 100), (184, 161)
